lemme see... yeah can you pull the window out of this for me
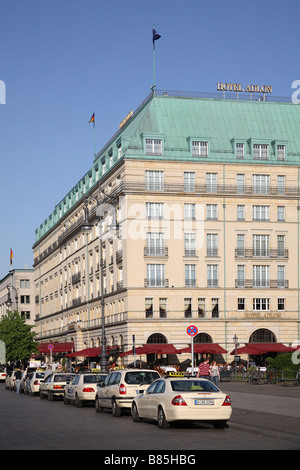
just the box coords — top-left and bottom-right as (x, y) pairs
(146, 139), (162, 155)
(20, 279), (30, 288)
(207, 265), (218, 287)
(253, 298), (270, 311)
(184, 233), (196, 256)
(253, 205), (270, 221)
(146, 264), (165, 287)
(253, 235), (270, 257)
(21, 295), (30, 304)
(277, 175), (285, 195)
(146, 202), (164, 219)
(159, 298), (167, 318)
(277, 235), (285, 257)
(146, 233), (165, 256)
(192, 141), (208, 157)
(184, 203), (196, 220)
(212, 298), (219, 318)
(253, 266), (270, 287)
(145, 171), (164, 191)
(237, 265), (245, 287)
(277, 265), (285, 287)
(236, 143), (244, 159)
(206, 173), (218, 193)
(237, 234), (245, 257)
(277, 206), (285, 222)
(206, 204), (218, 220)
(184, 172), (195, 192)
(145, 298), (153, 318)
(253, 144), (268, 160)
(238, 298), (245, 311)
(253, 175), (270, 194)
(207, 234), (218, 256)
(237, 174), (245, 193)
(237, 205), (245, 221)
(184, 298), (192, 318)
(185, 265), (196, 287)
(277, 145), (286, 161)
(278, 298), (285, 311)
(21, 311), (30, 320)
(198, 298), (205, 318)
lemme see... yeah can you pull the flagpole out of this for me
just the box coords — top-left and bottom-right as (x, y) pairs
(93, 110), (96, 158)
(153, 38), (156, 93)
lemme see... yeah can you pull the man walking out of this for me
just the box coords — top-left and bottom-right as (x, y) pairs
(15, 368), (22, 394)
(196, 358), (212, 379)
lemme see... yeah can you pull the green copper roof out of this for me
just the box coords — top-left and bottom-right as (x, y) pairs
(34, 91), (300, 245)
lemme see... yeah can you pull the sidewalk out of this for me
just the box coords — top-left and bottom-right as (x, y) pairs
(219, 381), (300, 441)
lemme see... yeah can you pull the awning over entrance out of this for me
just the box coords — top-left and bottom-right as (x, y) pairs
(38, 342), (74, 354)
(119, 344), (180, 357)
(67, 346), (118, 357)
(230, 343), (293, 355)
(177, 343), (228, 354)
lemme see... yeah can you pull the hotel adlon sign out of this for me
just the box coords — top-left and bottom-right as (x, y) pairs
(217, 82), (272, 94)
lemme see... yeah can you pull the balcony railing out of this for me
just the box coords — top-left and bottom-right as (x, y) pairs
(235, 279), (289, 288)
(144, 278), (169, 288)
(144, 246), (168, 257)
(235, 248), (289, 259)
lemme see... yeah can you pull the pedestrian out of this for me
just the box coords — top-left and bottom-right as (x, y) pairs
(210, 361), (220, 386)
(15, 368), (22, 394)
(196, 358), (211, 379)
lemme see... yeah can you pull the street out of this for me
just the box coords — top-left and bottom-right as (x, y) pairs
(0, 381), (299, 453)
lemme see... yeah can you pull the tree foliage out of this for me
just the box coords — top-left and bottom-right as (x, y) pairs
(266, 353), (299, 372)
(0, 310), (38, 364)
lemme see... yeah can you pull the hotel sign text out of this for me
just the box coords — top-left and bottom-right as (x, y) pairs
(217, 83), (272, 94)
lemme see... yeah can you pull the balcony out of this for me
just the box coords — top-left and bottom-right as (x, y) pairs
(144, 246), (168, 257)
(144, 278), (169, 288)
(235, 248), (289, 259)
(235, 279), (289, 288)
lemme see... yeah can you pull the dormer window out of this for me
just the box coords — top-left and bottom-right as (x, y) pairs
(146, 139), (162, 155)
(192, 141), (208, 157)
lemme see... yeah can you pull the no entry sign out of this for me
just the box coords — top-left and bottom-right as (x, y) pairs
(186, 325), (198, 337)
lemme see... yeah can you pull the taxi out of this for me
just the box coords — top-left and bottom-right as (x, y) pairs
(0, 368), (6, 382)
(131, 372), (232, 429)
(64, 372), (107, 407)
(24, 370), (45, 396)
(95, 367), (160, 417)
(39, 372), (75, 400)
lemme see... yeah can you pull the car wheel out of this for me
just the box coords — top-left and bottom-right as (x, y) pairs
(95, 397), (104, 413)
(39, 391), (45, 399)
(157, 407), (170, 429)
(112, 399), (122, 417)
(64, 394), (70, 405)
(131, 403), (141, 422)
(75, 394), (83, 408)
(213, 420), (228, 429)
(48, 390), (54, 401)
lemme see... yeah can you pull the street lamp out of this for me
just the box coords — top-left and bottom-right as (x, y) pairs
(233, 334), (239, 372)
(5, 285), (19, 312)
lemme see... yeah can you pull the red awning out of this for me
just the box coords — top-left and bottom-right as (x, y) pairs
(177, 343), (228, 354)
(119, 344), (180, 357)
(38, 342), (74, 354)
(230, 343), (292, 355)
(67, 346), (118, 357)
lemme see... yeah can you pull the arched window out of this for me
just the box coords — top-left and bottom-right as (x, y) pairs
(194, 333), (213, 344)
(147, 333), (167, 344)
(249, 329), (276, 343)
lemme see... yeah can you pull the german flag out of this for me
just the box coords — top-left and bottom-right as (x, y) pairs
(10, 248), (13, 266)
(89, 113), (95, 124)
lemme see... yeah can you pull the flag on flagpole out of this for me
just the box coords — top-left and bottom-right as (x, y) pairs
(10, 248), (13, 266)
(153, 27), (161, 44)
(89, 113), (95, 125)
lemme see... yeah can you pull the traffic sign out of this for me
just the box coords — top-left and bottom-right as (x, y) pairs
(186, 325), (198, 337)
(48, 344), (54, 351)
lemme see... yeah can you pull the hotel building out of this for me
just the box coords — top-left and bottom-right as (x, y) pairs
(33, 89), (300, 363)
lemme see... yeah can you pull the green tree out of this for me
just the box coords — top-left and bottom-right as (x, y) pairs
(0, 310), (38, 364)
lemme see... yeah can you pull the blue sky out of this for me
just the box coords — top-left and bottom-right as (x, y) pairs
(0, 0), (299, 280)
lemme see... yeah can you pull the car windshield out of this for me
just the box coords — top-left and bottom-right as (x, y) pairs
(35, 373), (45, 379)
(83, 374), (106, 384)
(125, 371), (160, 385)
(53, 374), (74, 382)
(171, 380), (220, 393)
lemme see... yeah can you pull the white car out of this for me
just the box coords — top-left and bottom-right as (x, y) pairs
(95, 367), (160, 416)
(131, 373), (232, 429)
(39, 373), (76, 400)
(0, 368), (6, 382)
(64, 372), (107, 407)
(24, 370), (45, 396)
(6, 370), (19, 390)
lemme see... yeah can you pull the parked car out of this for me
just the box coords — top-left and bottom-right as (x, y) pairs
(131, 373), (232, 429)
(24, 370), (45, 396)
(39, 373), (76, 400)
(0, 367), (6, 382)
(6, 370), (19, 390)
(64, 372), (107, 407)
(4, 370), (12, 389)
(95, 367), (160, 416)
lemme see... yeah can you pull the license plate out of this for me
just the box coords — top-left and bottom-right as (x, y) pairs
(195, 399), (214, 405)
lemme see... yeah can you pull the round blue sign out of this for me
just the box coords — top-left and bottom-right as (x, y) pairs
(186, 325), (198, 337)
